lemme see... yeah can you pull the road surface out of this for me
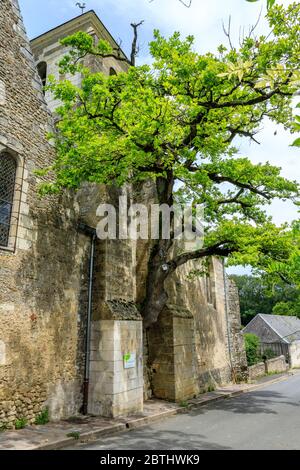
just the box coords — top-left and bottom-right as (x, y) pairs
(66, 373), (300, 450)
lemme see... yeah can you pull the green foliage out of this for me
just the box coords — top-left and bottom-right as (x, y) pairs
(262, 348), (276, 360)
(230, 274), (300, 325)
(232, 222), (300, 324)
(244, 333), (261, 366)
(265, 370), (280, 376)
(35, 408), (49, 425)
(272, 296), (300, 316)
(40, 3), (300, 281)
(179, 400), (189, 407)
(15, 418), (27, 430)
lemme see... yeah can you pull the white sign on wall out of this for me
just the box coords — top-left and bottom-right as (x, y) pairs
(123, 352), (136, 369)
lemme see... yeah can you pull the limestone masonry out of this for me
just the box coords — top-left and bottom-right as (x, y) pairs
(0, 0), (247, 428)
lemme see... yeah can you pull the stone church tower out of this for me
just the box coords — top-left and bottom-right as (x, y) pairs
(0, 0), (247, 428)
(0, 0), (94, 426)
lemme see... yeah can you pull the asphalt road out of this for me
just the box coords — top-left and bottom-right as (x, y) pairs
(66, 373), (300, 450)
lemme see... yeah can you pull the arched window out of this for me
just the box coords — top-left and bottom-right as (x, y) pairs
(37, 61), (47, 91)
(109, 67), (117, 76)
(0, 153), (17, 247)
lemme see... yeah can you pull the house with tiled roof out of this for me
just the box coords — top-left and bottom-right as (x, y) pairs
(243, 314), (300, 368)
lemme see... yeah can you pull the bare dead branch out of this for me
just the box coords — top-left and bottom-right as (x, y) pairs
(130, 20), (145, 66)
(149, 0), (192, 7)
(222, 16), (234, 50)
(178, 0), (192, 6)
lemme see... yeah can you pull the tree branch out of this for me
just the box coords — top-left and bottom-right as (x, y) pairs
(216, 188), (253, 208)
(225, 126), (261, 144)
(178, 0), (192, 6)
(222, 16), (234, 50)
(206, 172), (272, 199)
(170, 241), (236, 270)
(198, 87), (292, 110)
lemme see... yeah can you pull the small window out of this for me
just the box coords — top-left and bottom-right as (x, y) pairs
(109, 67), (117, 76)
(37, 61), (47, 90)
(0, 153), (17, 247)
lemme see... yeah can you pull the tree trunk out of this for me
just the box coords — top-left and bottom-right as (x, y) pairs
(142, 244), (170, 328)
(141, 174), (175, 328)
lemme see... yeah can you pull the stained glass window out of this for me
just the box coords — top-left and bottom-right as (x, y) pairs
(0, 153), (16, 247)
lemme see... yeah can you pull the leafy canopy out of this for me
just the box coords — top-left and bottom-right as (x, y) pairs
(231, 272), (300, 326)
(42, 3), (300, 277)
(232, 221), (300, 326)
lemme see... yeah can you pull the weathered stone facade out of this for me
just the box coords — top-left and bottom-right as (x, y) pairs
(134, 184), (247, 401)
(0, 0), (91, 428)
(0, 1), (247, 428)
(226, 279), (248, 382)
(145, 258), (248, 401)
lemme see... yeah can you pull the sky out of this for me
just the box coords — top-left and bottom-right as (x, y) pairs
(19, 0), (299, 272)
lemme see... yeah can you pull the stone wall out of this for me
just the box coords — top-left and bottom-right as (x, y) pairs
(248, 356), (287, 381)
(265, 355), (287, 374)
(226, 279), (248, 382)
(134, 182), (247, 402)
(148, 306), (198, 401)
(289, 341), (300, 368)
(0, 1), (247, 425)
(89, 316), (143, 418)
(77, 185), (144, 417)
(163, 259), (236, 398)
(0, 1), (145, 427)
(248, 362), (266, 380)
(0, 0), (91, 427)
(145, 257), (238, 401)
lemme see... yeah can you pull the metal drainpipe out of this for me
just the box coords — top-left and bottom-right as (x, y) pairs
(78, 223), (96, 415)
(223, 260), (234, 380)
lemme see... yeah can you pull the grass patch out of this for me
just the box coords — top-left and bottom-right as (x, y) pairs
(265, 370), (281, 376)
(66, 431), (81, 440)
(35, 408), (49, 425)
(15, 418), (27, 430)
(179, 400), (189, 408)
